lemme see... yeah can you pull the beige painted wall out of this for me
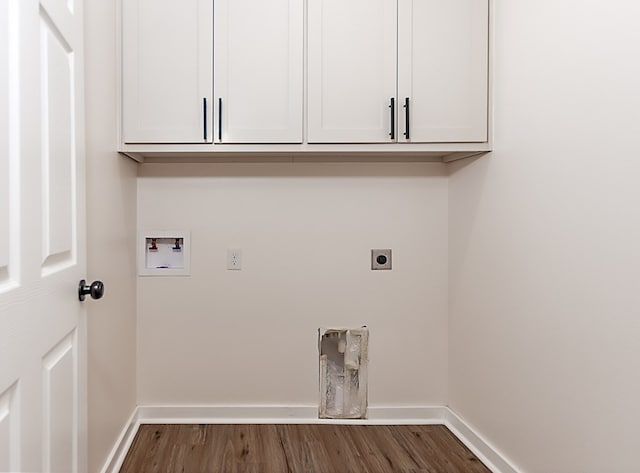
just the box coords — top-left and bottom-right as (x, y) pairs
(85, 0), (138, 471)
(137, 163), (448, 406)
(448, 1), (640, 472)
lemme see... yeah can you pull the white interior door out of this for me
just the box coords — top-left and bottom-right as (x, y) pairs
(0, 0), (87, 471)
(397, 0), (489, 143)
(307, 0), (397, 143)
(214, 0), (303, 143)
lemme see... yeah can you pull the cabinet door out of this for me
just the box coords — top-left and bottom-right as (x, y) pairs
(122, 0), (212, 143)
(308, 0), (397, 143)
(214, 0), (303, 143)
(398, 0), (488, 143)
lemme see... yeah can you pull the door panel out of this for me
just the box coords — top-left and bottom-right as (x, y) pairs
(0, 406), (8, 472)
(214, 0), (303, 143)
(40, 11), (75, 274)
(43, 331), (76, 473)
(0, 383), (19, 472)
(0, 137), (8, 283)
(308, 0), (397, 143)
(0, 3), (8, 280)
(40, 0), (73, 41)
(398, 0), (488, 142)
(0, 0), (15, 290)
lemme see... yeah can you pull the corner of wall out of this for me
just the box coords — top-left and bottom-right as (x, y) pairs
(85, 0), (139, 471)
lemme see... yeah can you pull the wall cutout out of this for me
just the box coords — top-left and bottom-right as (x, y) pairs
(319, 327), (368, 419)
(138, 230), (190, 276)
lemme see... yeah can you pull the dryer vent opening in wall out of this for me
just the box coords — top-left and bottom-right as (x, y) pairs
(319, 327), (369, 419)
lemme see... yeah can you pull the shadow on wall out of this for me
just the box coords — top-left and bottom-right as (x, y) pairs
(137, 161), (449, 179)
(446, 154), (492, 296)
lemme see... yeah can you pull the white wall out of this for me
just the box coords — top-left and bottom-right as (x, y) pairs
(137, 162), (448, 407)
(449, 1), (640, 472)
(85, 0), (138, 471)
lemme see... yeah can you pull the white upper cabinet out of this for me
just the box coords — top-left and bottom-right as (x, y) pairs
(307, 0), (397, 143)
(122, 0), (213, 143)
(119, 0), (491, 159)
(308, 0), (489, 144)
(214, 0), (303, 143)
(398, 0), (489, 143)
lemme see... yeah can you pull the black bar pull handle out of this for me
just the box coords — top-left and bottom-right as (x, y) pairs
(403, 97), (410, 140)
(218, 97), (222, 141)
(203, 98), (207, 141)
(389, 97), (395, 140)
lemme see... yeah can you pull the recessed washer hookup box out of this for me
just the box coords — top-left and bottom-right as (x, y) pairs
(138, 230), (190, 276)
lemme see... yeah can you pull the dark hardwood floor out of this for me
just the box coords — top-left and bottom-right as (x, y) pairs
(119, 424), (491, 473)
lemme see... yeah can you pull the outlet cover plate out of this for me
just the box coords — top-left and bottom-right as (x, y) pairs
(371, 249), (392, 270)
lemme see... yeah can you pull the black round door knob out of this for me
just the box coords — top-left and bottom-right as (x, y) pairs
(78, 279), (104, 301)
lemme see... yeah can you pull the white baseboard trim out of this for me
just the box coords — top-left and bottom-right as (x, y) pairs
(136, 404), (447, 425)
(100, 405), (520, 473)
(444, 408), (522, 473)
(99, 408), (140, 473)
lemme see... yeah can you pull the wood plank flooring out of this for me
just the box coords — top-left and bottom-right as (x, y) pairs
(119, 424), (491, 473)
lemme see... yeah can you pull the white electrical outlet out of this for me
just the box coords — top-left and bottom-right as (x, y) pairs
(227, 249), (242, 270)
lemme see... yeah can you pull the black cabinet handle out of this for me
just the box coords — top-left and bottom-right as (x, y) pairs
(218, 98), (222, 141)
(403, 97), (410, 140)
(389, 97), (395, 140)
(203, 98), (207, 141)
